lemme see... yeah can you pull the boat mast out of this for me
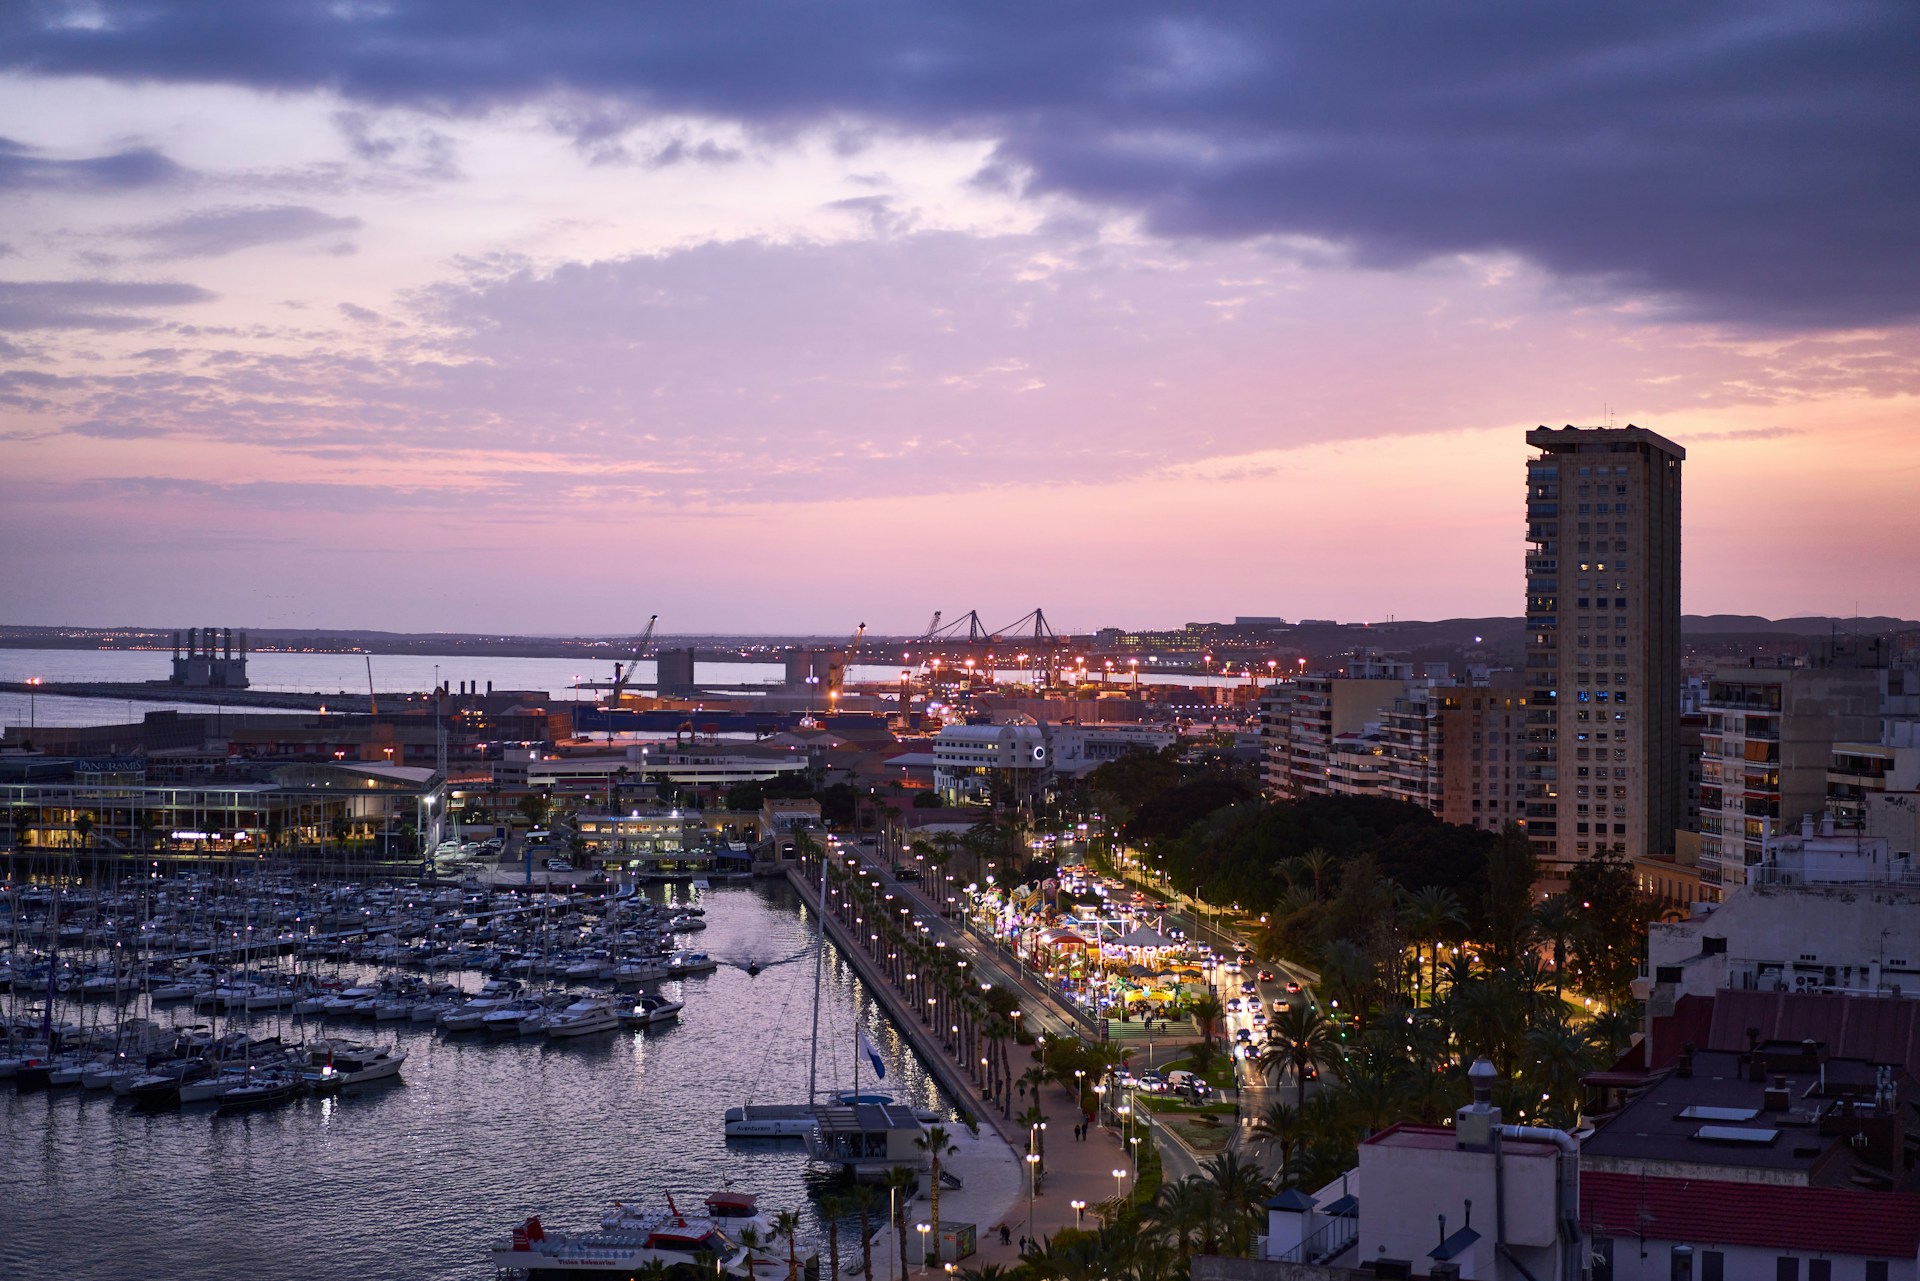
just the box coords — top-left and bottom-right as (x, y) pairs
(805, 841), (828, 1106)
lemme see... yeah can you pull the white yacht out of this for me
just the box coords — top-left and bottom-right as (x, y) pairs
(545, 998), (620, 1039)
(617, 994), (683, 1029)
(611, 958), (671, 986)
(667, 950), (718, 977)
(299, 1040), (406, 1090)
(434, 981), (525, 1031)
(480, 998), (548, 1034)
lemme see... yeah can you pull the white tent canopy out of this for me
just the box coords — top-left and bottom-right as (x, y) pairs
(1111, 925), (1177, 950)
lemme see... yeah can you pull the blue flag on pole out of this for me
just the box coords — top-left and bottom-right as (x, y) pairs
(858, 1029), (887, 1081)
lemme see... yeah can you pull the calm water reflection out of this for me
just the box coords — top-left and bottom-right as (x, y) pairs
(0, 883), (939, 1281)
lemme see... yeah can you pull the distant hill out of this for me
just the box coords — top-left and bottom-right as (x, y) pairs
(1681, 614), (1920, 636)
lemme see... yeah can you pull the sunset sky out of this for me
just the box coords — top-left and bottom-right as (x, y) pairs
(2, 3), (1916, 635)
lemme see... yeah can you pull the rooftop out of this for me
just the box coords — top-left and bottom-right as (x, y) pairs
(1584, 1171), (1920, 1258)
(1582, 1047), (1917, 1189)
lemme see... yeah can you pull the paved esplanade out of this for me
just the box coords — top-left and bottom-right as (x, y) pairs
(835, 843), (1232, 1268)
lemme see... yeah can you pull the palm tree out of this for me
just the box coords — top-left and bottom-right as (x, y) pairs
(1261, 1003), (1335, 1095)
(1201, 1151), (1275, 1254)
(1288, 847), (1335, 899)
(852, 1186), (876, 1281)
(883, 1165), (916, 1281)
(736, 1225), (770, 1275)
(1525, 1014), (1599, 1127)
(1399, 885), (1464, 1003)
(817, 1194), (845, 1281)
(774, 1209), (802, 1281)
(73, 811), (94, 848)
(1148, 1178), (1212, 1254)
(1585, 1005), (1640, 1060)
(1249, 1098), (1305, 1184)
(1023, 1232), (1109, 1281)
(1532, 893), (1579, 1002)
(1187, 991), (1225, 1045)
(915, 1125), (958, 1265)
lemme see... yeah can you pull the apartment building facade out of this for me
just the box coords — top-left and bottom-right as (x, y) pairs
(1524, 424), (1685, 877)
(1697, 664), (1882, 891)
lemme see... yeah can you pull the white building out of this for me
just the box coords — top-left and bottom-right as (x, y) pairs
(1646, 827), (1920, 1008)
(930, 723), (1049, 804)
(494, 744), (809, 790)
(929, 722), (1176, 803)
(1216, 1059), (1581, 1280)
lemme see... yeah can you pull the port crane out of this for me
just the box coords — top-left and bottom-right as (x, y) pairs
(608, 615), (658, 703)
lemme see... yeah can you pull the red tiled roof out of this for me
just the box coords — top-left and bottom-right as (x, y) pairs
(1647, 990), (1920, 1076)
(1582, 1171), (1920, 1257)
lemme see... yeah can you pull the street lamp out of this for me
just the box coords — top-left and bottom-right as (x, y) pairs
(1025, 1153), (1042, 1237)
(1070, 1199), (1086, 1229)
(1112, 1168), (1128, 1205)
(916, 1222), (930, 1274)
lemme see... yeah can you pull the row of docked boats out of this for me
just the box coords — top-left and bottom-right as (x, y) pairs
(1, 1015), (407, 1113)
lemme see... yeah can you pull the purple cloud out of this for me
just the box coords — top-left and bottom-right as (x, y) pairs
(1, 4), (1914, 326)
(128, 205), (363, 260)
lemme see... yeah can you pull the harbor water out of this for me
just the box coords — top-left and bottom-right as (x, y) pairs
(0, 882), (942, 1281)
(0, 645), (1237, 730)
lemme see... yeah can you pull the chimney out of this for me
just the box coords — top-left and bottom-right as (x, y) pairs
(1763, 1074), (1791, 1112)
(1821, 812), (1835, 838)
(1455, 1058), (1501, 1150)
(1677, 1044), (1695, 1078)
(1802, 813), (1815, 838)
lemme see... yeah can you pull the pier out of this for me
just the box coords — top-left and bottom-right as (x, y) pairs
(0, 680), (374, 714)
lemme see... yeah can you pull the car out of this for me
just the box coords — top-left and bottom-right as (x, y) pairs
(1258, 969), (1275, 983)
(1285, 980), (1303, 994)
(1223, 960), (1242, 974)
(1225, 997), (1243, 1013)
(544, 858), (571, 872)
(1234, 1027), (1253, 1044)
(1252, 1012), (1268, 1026)
(1239, 981), (1257, 995)
(1246, 996), (1261, 1011)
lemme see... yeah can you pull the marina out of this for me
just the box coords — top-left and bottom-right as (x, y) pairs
(0, 878), (953, 1281)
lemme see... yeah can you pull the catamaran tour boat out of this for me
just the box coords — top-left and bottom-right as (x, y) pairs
(489, 1193), (764, 1277)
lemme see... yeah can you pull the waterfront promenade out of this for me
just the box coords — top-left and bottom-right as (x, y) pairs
(787, 855), (1180, 1271)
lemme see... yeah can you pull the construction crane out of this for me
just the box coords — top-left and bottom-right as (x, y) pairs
(608, 615), (659, 704)
(921, 610), (942, 640)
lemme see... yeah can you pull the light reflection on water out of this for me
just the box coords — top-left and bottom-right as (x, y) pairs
(0, 883), (939, 1281)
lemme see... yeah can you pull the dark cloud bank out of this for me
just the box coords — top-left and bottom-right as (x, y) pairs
(4, 2), (1917, 327)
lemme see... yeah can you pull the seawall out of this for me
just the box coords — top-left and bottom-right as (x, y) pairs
(785, 860), (1014, 1144)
